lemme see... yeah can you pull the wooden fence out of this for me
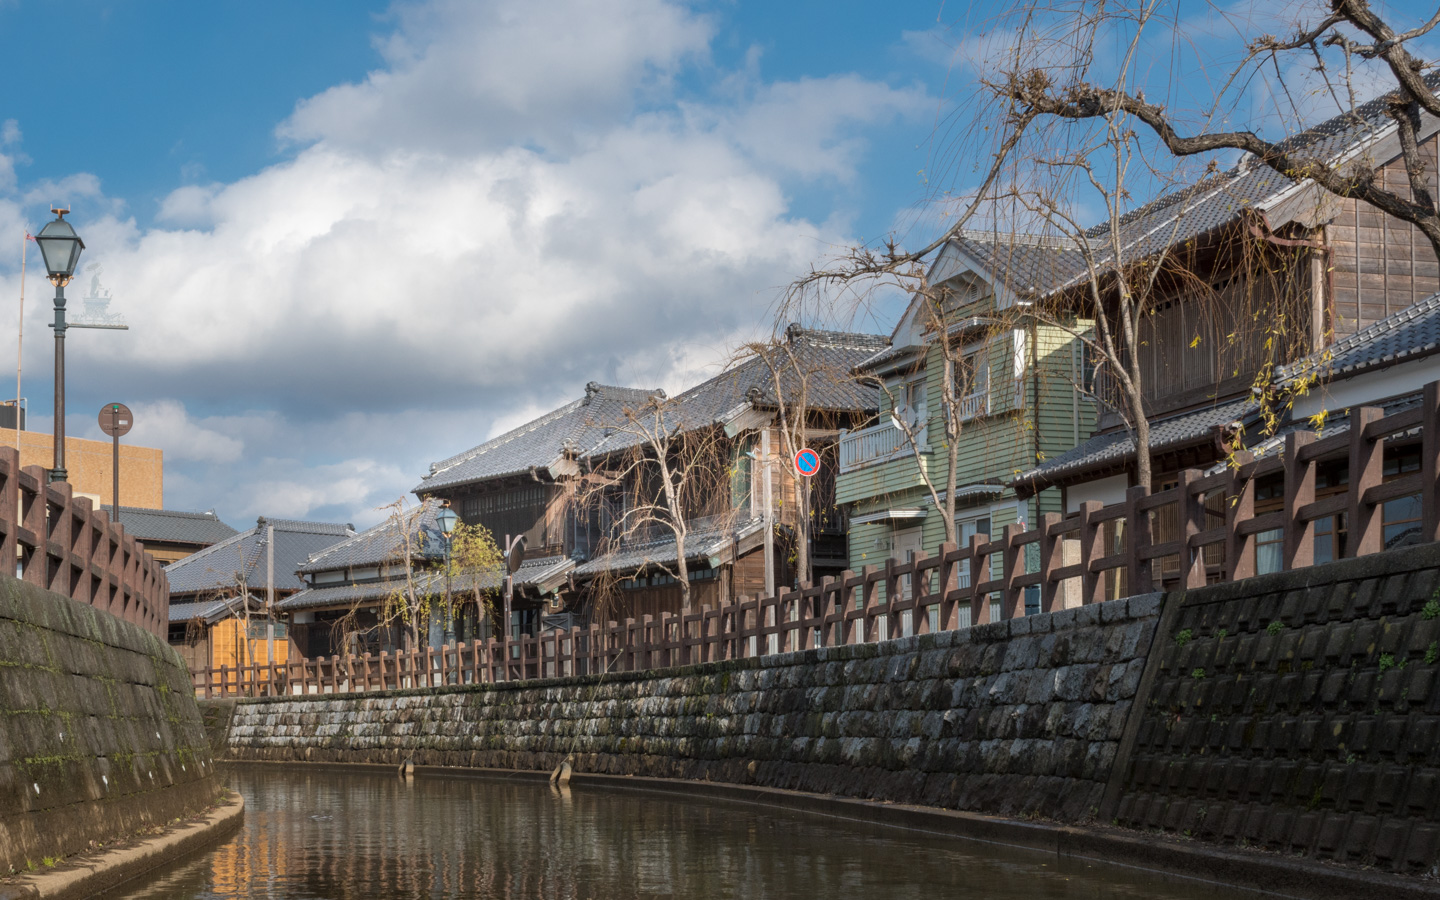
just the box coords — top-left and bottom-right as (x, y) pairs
(0, 447), (169, 636)
(195, 383), (1440, 698)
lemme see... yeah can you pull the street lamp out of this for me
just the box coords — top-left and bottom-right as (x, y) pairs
(436, 505), (460, 647)
(34, 208), (84, 484)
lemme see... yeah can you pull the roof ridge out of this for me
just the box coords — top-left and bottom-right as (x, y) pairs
(425, 396), (587, 477)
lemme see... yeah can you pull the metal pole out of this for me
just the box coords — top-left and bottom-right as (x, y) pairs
(266, 524), (275, 667)
(111, 429), (119, 522)
(762, 428), (775, 598)
(49, 281), (65, 483)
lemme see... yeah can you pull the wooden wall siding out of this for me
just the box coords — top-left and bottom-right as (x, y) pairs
(198, 380), (1440, 697)
(1329, 135), (1440, 336)
(208, 618), (294, 670)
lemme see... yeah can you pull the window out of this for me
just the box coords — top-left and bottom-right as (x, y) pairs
(1383, 445), (1423, 550)
(247, 620), (288, 640)
(956, 514), (990, 589)
(730, 436), (755, 513)
(1252, 474), (1285, 575)
(955, 342), (989, 421)
(896, 378), (927, 429)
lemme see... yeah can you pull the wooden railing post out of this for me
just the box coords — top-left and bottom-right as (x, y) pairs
(1284, 430), (1317, 570)
(1425, 382), (1440, 544)
(969, 533), (988, 624)
(1124, 486), (1153, 595)
(1177, 469), (1207, 589)
(1001, 523), (1025, 620)
(1077, 501), (1104, 605)
(1038, 513), (1062, 612)
(1349, 406), (1386, 557)
(935, 544), (957, 631)
(1225, 452), (1256, 581)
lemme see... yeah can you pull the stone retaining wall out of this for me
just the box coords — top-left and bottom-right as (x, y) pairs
(1114, 542), (1440, 874)
(0, 575), (220, 873)
(222, 543), (1440, 875)
(228, 592), (1162, 821)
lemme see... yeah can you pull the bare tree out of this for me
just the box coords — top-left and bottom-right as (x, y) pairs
(579, 391), (736, 616)
(1000, 1), (1440, 261)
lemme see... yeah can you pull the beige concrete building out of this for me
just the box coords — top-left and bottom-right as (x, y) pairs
(0, 429), (163, 509)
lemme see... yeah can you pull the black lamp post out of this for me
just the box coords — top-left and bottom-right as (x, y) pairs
(33, 208), (84, 484)
(436, 506), (460, 647)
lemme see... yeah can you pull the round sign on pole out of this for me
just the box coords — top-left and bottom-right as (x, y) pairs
(98, 402), (133, 437)
(794, 447), (820, 477)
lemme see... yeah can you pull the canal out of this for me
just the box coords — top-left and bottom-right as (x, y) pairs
(117, 764), (1249, 899)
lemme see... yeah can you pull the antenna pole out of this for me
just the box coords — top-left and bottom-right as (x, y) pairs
(15, 232), (23, 454)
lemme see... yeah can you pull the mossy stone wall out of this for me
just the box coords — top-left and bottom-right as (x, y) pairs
(0, 575), (220, 873)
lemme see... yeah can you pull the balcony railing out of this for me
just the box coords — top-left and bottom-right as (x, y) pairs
(839, 420), (922, 473)
(957, 390), (990, 421)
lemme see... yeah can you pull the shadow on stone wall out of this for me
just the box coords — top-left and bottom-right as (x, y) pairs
(0, 575), (221, 873)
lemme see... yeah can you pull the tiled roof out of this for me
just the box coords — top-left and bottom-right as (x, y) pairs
(1011, 396), (1259, 490)
(416, 328), (886, 492)
(573, 515), (765, 577)
(167, 599), (226, 623)
(414, 383), (660, 493)
(297, 499), (445, 574)
(589, 327), (886, 457)
(165, 517), (354, 598)
(276, 555), (572, 613)
(950, 230), (1091, 295)
(1014, 288), (1440, 491)
(960, 73), (1440, 298)
(1279, 291), (1440, 385)
(102, 506), (239, 546)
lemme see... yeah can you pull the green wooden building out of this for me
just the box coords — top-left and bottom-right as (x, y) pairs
(836, 236), (1096, 622)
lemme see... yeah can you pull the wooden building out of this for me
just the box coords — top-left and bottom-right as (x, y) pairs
(277, 498), (573, 657)
(998, 80), (1440, 589)
(414, 327), (886, 624)
(164, 517), (353, 674)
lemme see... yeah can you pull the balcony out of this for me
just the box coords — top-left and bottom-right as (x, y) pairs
(839, 420), (924, 474)
(957, 390), (990, 421)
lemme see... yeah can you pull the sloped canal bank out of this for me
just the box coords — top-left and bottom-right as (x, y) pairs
(111, 763), (1258, 900)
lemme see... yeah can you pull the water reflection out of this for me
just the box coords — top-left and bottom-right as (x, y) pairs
(119, 764), (1233, 899)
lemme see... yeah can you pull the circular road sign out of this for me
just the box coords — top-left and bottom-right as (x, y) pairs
(794, 447), (820, 478)
(98, 402), (133, 438)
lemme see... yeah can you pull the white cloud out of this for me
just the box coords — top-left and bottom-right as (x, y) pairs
(0, 0), (928, 528)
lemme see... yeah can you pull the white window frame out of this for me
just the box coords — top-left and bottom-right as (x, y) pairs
(955, 340), (990, 421)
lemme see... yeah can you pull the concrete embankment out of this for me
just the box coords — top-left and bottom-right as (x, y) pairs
(0, 575), (223, 877)
(221, 543), (1440, 882)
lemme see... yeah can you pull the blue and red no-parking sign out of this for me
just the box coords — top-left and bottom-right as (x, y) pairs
(794, 447), (820, 477)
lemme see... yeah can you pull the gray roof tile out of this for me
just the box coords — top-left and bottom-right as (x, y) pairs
(277, 554), (572, 613)
(416, 328), (886, 493)
(573, 515), (765, 577)
(588, 328), (887, 457)
(101, 506), (239, 546)
(297, 499), (446, 574)
(959, 73), (1440, 298)
(415, 383), (660, 493)
(165, 517), (354, 598)
(1012, 396), (1258, 489)
(1279, 291), (1440, 384)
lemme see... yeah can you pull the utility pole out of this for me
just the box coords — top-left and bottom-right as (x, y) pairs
(266, 524), (275, 667)
(761, 427), (774, 598)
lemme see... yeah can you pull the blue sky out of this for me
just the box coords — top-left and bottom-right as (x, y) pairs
(0, 0), (958, 528)
(0, 0), (1425, 530)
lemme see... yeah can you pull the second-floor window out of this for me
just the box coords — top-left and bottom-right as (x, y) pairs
(888, 377), (927, 434)
(955, 342), (989, 421)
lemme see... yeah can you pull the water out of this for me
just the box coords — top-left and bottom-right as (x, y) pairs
(116, 764), (1240, 899)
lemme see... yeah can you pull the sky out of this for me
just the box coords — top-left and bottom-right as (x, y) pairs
(0, 0), (966, 529)
(0, 0), (1430, 531)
